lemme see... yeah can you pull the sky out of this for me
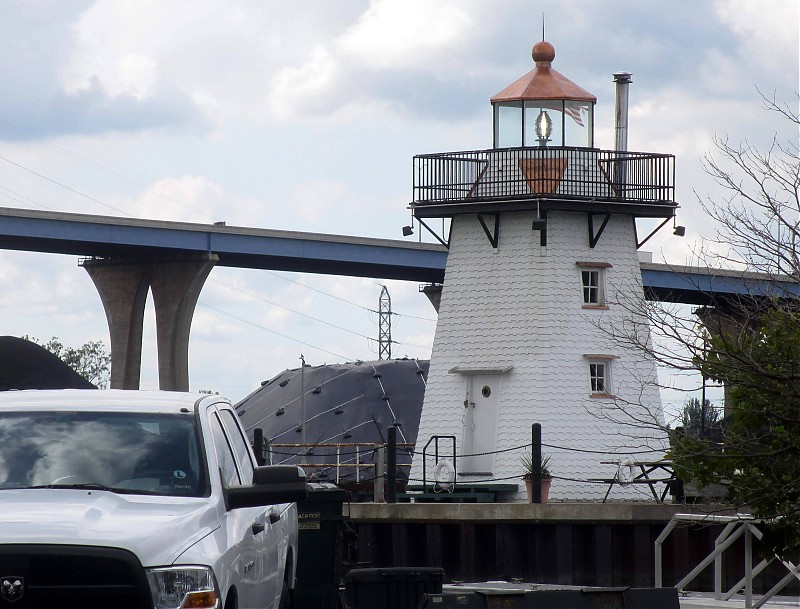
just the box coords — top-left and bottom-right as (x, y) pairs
(0, 1), (797, 413)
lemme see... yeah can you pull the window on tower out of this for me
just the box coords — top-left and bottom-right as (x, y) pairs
(576, 262), (611, 308)
(582, 269), (601, 304)
(589, 361), (607, 393)
(584, 354), (618, 398)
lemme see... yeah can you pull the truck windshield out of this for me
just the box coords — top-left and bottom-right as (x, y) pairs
(0, 411), (206, 497)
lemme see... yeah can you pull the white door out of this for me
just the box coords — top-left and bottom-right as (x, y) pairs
(460, 374), (501, 474)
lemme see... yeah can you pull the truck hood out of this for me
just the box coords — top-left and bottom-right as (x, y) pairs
(0, 489), (221, 567)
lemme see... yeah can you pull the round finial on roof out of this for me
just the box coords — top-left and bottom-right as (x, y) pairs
(531, 40), (555, 64)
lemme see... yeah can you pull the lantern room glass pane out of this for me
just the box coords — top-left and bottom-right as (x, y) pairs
(523, 100), (564, 147)
(494, 102), (522, 148)
(563, 101), (593, 147)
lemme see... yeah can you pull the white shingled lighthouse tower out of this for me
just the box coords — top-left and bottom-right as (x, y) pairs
(409, 38), (677, 502)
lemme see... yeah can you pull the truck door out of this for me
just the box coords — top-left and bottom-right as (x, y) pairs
(207, 407), (278, 607)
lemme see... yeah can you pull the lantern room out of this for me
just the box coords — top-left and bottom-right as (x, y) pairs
(491, 40), (596, 148)
(410, 36), (678, 253)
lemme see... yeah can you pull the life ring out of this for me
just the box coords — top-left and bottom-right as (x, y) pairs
(617, 457), (635, 485)
(433, 459), (455, 493)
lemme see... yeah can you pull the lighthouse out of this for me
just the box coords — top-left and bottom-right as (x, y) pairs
(409, 39), (676, 502)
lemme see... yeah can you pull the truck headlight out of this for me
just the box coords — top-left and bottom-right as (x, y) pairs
(145, 566), (220, 609)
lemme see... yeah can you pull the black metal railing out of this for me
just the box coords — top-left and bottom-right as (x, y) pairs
(413, 146), (675, 205)
(268, 442), (415, 484)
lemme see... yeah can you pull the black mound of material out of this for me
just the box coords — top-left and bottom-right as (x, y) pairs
(236, 359), (428, 486)
(0, 336), (96, 391)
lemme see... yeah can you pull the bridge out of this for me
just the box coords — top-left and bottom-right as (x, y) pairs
(1, 207), (797, 390)
(0, 207), (446, 283)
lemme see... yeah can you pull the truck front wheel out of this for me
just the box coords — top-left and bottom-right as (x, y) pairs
(224, 588), (237, 609)
(278, 577), (293, 609)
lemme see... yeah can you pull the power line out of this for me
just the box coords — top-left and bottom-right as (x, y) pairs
(0, 185), (54, 211)
(265, 271), (372, 310)
(210, 278), (431, 352)
(367, 307), (437, 323)
(267, 270), (438, 324)
(210, 278), (375, 342)
(0, 123), (436, 326)
(394, 311), (437, 323)
(0, 117), (147, 188)
(0, 184), (432, 354)
(0, 123), (435, 345)
(0, 117), (213, 220)
(197, 301), (352, 361)
(0, 153), (132, 217)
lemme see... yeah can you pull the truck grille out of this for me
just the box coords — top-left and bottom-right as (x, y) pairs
(0, 545), (151, 609)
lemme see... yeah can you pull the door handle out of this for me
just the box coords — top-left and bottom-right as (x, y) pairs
(251, 522), (265, 535)
(269, 512), (280, 525)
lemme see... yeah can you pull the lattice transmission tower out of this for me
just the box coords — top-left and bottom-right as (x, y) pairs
(378, 285), (392, 360)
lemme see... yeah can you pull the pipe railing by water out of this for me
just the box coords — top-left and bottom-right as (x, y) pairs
(655, 513), (800, 609)
(268, 441), (413, 486)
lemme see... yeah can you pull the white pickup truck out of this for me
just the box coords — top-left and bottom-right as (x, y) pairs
(0, 389), (307, 609)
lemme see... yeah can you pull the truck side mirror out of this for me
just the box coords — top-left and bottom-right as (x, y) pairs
(226, 465), (308, 510)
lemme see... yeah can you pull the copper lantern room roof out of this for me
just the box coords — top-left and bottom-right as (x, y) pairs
(491, 40), (596, 103)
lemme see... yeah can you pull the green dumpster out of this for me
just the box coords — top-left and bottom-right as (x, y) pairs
(294, 482), (351, 609)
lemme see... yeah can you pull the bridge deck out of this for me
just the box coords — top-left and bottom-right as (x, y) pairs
(0, 207), (447, 283)
(1, 207), (798, 304)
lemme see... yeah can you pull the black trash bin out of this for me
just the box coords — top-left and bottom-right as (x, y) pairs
(342, 567), (445, 609)
(294, 482), (351, 609)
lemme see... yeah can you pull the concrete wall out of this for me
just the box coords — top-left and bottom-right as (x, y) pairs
(343, 503), (797, 593)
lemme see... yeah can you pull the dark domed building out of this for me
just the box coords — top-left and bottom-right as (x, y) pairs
(236, 359), (428, 490)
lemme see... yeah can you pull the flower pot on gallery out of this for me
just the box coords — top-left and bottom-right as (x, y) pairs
(524, 475), (551, 503)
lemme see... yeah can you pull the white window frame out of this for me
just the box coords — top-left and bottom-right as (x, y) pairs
(576, 262), (611, 308)
(582, 269), (602, 304)
(584, 354), (618, 397)
(589, 361), (608, 394)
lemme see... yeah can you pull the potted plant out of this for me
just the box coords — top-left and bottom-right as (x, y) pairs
(521, 454), (552, 503)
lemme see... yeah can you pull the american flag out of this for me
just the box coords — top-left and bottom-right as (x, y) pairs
(564, 104), (586, 127)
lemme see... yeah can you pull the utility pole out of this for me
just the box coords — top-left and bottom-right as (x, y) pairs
(299, 354), (306, 447)
(378, 286), (392, 360)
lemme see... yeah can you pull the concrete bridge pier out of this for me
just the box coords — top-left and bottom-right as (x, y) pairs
(150, 255), (217, 392)
(82, 253), (218, 391)
(695, 304), (756, 418)
(82, 260), (149, 390)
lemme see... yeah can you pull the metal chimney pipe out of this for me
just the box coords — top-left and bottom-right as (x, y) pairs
(613, 72), (632, 198)
(613, 72), (632, 152)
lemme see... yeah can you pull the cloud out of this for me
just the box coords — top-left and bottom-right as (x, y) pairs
(134, 175), (368, 233)
(53, 80), (205, 136)
(57, 0), (356, 126)
(265, 0), (491, 123)
(0, 2), (208, 141)
(0, 1), (795, 403)
(134, 176), (233, 223)
(337, 0), (473, 72)
(267, 46), (345, 121)
(0, 84), (204, 141)
(2, 1), (795, 142)
(285, 180), (354, 225)
(0, 251), (107, 348)
(714, 0), (799, 77)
